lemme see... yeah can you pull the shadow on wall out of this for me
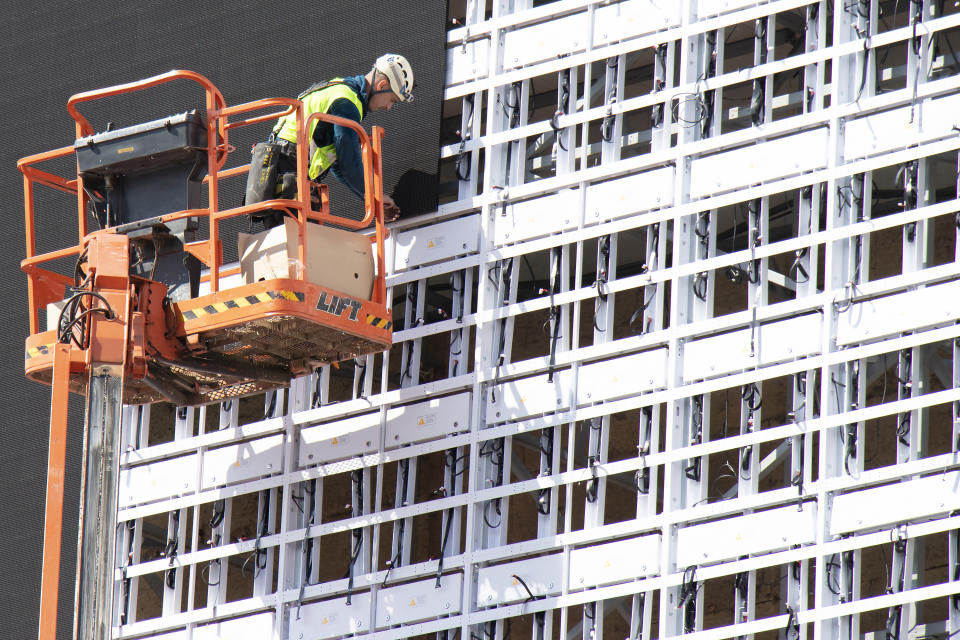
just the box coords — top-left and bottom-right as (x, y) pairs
(391, 168), (439, 218)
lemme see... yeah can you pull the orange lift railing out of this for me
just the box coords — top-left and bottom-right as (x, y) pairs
(22, 70), (393, 640)
(22, 69), (392, 403)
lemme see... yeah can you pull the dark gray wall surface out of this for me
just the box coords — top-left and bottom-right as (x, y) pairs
(0, 2), (445, 637)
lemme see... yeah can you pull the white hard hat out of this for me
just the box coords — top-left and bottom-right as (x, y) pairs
(375, 54), (414, 103)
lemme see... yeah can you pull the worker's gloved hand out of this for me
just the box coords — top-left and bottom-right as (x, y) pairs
(383, 194), (401, 223)
(309, 181), (323, 206)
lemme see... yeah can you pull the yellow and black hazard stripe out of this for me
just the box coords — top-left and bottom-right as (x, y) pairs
(181, 290), (305, 322)
(365, 314), (392, 330)
(26, 343), (53, 360)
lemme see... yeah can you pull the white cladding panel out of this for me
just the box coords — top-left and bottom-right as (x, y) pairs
(843, 92), (960, 160)
(584, 167), (674, 224)
(495, 189), (579, 246)
(476, 554), (564, 606)
(830, 471), (960, 535)
(836, 279), (960, 346)
(593, 0), (680, 46)
(446, 39), (489, 86)
(394, 214), (480, 270)
(502, 1), (678, 70)
(496, 168), (674, 247)
(290, 592), (371, 640)
(682, 314), (822, 382)
(119, 455), (197, 508)
(676, 504), (818, 567)
(385, 392), (470, 448)
(577, 349), (668, 405)
(202, 434), (283, 489)
(502, 11), (584, 70)
(375, 574), (463, 628)
(568, 534), (661, 589)
(689, 128), (829, 199)
(486, 370), (570, 423)
(299, 411), (380, 467)
(194, 613), (274, 640)
(697, 0), (774, 18)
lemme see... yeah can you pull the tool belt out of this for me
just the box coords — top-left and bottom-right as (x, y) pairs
(244, 140), (299, 228)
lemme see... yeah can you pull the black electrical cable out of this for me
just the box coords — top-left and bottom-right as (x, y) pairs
(545, 251), (561, 383)
(788, 247), (810, 284)
(750, 79), (765, 126)
(481, 439), (504, 528)
(693, 273), (708, 302)
(56, 290), (116, 347)
(435, 506), (455, 587)
(785, 605), (800, 640)
(400, 318), (422, 385)
(897, 349), (913, 446)
(455, 95), (474, 181)
(165, 510), (181, 589)
(734, 570), (748, 601)
(710, 461), (738, 499)
(746, 199), (762, 284)
(263, 390), (277, 419)
(120, 519), (136, 623)
(742, 383), (762, 412)
(652, 45), (667, 128)
(679, 565), (700, 633)
(594, 235), (611, 333)
(953, 524), (960, 610)
(345, 469), (364, 604)
(825, 554), (842, 595)
(243, 491), (271, 579)
(686, 395), (704, 481)
(210, 499), (225, 529)
(201, 535), (222, 587)
(551, 70), (570, 151)
(354, 357), (367, 397)
(739, 441), (753, 480)
(537, 428), (554, 515)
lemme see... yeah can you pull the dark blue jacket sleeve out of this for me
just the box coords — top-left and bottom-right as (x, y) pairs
(327, 97), (365, 198)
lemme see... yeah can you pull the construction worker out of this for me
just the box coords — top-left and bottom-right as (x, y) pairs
(245, 53), (413, 227)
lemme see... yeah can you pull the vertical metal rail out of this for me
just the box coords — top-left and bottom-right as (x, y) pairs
(816, 6), (860, 640)
(391, 280), (425, 576)
(462, 0), (508, 637)
(76, 370), (123, 640)
(38, 343), (72, 640)
(662, 2), (702, 639)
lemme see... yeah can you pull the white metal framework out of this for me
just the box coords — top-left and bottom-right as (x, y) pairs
(110, 1), (960, 639)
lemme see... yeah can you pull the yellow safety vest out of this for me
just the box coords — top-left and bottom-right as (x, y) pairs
(273, 79), (365, 180)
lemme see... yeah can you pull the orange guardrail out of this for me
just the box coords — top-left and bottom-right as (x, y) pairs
(20, 69), (389, 334)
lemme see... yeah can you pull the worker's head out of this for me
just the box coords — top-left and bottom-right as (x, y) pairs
(367, 54), (414, 111)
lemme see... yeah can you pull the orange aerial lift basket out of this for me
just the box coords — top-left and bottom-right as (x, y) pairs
(20, 70), (393, 407)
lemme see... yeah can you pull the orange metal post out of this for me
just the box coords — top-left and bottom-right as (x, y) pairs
(23, 175), (39, 335)
(38, 342), (72, 640)
(371, 126), (387, 306)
